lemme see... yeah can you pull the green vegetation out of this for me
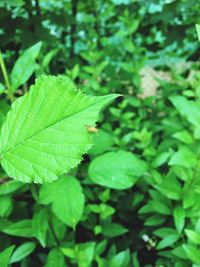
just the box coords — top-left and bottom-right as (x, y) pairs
(0, 0), (200, 266)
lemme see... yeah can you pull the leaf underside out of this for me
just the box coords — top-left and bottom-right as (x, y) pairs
(0, 75), (118, 183)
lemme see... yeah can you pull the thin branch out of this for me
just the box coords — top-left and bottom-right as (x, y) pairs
(0, 51), (13, 102)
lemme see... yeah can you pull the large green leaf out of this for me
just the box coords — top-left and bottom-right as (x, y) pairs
(89, 150), (147, 190)
(10, 42), (42, 91)
(0, 76), (118, 183)
(39, 176), (85, 228)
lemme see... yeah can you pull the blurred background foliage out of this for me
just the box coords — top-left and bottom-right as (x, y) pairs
(1, 0), (200, 266)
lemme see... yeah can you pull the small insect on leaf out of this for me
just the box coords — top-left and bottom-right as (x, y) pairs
(86, 125), (98, 133)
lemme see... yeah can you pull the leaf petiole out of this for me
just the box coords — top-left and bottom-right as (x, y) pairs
(0, 51), (14, 102)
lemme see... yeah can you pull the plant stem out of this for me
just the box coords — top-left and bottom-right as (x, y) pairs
(49, 219), (60, 246)
(0, 51), (14, 102)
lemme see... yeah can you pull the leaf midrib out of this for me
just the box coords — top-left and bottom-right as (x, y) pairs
(1, 96), (108, 158)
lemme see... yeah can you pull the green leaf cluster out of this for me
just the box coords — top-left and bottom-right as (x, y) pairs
(0, 1), (200, 266)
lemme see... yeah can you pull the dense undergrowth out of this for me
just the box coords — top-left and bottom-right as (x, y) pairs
(0, 1), (200, 266)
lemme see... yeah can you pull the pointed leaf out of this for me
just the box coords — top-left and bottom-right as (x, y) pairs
(10, 42), (42, 91)
(0, 76), (118, 183)
(101, 222), (128, 237)
(173, 205), (185, 234)
(33, 208), (48, 247)
(2, 220), (33, 237)
(10, 242), (35, 263)
(156, 235), (180, 250)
